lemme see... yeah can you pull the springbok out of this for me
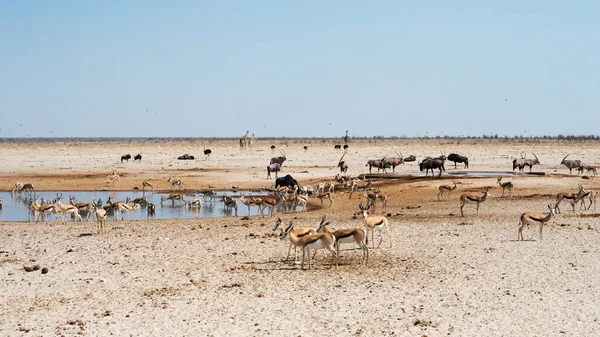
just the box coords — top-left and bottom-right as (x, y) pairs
(273, 217), (319, 262)
(496, 177), (513, 197)
(438, 181), (459, 201)
(280, 221), (337, 270)
(359, 203), (391, 249)
(317, 221), (368, 265)
(555, 185), (586, 213)
(167, 178), (183, 190)
(518, 204), (556, 241)
(459, 187), (491, 217)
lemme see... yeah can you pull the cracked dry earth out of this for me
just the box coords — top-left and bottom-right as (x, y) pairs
(1, 138), (599, 336)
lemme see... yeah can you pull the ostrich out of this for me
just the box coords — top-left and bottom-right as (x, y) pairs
(203, 146), (212, 160)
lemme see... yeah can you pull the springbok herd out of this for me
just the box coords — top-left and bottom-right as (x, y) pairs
(3, 143), (599, 271)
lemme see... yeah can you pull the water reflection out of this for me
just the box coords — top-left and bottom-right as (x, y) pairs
(0, 190), (273, 222)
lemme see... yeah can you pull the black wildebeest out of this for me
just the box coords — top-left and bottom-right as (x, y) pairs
(365, 159), (383, 174)
(403, 155), (416, 162)
(270, 151), (287, 170)
(512, 153), (539, 172)
(560, 154), (582, 174)
(275, 174), (299, 190)
(267, 163), (281, 179)
(177, 154), (195, 160)
(134, 153), (142, 161)
(338, 153), (348, 174)
(447, 153), (469, 169)
(419, 157), (446, 177)
(121, 154), (131, 163)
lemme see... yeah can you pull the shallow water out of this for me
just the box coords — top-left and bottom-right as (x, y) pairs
(0, 190), (270, 222)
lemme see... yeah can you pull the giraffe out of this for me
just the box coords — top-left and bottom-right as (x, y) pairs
(239, 130), (249, 149)
(344, 130), (349, 145)
(248, 133), (255, 149)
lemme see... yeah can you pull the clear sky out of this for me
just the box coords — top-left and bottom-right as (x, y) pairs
(1, 1), (599, 138)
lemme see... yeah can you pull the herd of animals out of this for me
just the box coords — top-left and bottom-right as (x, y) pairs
(2, 140), (600, 270)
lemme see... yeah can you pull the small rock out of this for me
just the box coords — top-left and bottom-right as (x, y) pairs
(33, 265), (41, 270)
(23, 265), (34, 272)
(41, 267), (49, 274)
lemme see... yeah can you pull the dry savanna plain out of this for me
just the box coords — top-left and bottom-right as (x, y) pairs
(1, 138), (599, 336)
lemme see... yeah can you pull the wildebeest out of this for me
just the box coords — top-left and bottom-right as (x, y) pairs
(275, 174), (299, 190)
(338, 153), (348, 174)
(560, 154), (582, 174)
(177, 154), (195, 160)
(334, 144), (342, 150)
(365, 159), (383, 174)
(134, 153), (142, 161)
(121, 154), (131, 162)
(419, 157), (446, 177)
(270, 151), (287, 169)
(267, 163), (281, 179)
(512, 153), (539, 172)
(447, 153), (469, 169)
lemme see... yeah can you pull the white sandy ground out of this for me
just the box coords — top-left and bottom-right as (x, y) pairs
(0, 138), (599, 336)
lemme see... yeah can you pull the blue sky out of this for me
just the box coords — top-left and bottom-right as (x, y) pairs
(1, 1), (599, 138)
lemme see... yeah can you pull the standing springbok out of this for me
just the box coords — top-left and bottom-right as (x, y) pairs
(94, 199), (107, 235)
(459, 187), (491, 217)
(359, 203), (392, 249)
(167, 178), (184, 190)
(280, 221), (337, 270)
(497, 177), (513, 197)
(555, 185), (586, 213)
(273, 217), (319, 262)
(56, 193), (82, 223)
(438, 181), (459, 201)
(580, 187), (596, 210)
(222, 196), (238, 216)
(518, 204), (556, 241)
(315, 192), (334, 208)
(317, 220), (369, 265)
